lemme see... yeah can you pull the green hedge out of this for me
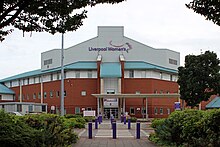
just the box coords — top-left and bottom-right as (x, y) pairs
(149, 109), (220, 147)
(0, 111), (79, 147)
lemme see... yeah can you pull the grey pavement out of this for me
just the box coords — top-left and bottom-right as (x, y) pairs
(73, 120), (157, 147)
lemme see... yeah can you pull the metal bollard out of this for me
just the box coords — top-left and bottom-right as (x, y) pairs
(98, 116), (101, 124)
(123, 116), (126, 124)
(112, 121), (117, 139)
(95, 118), (98, 129)
(136, 122), (140, 139)
(88, 122), (92, 139)
(128, 118), (131, 129)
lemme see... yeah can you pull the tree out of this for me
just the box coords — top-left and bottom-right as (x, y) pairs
(178, 51), (220, 107)
(186, 0), (220, 26)
(0, 0), (125, 41)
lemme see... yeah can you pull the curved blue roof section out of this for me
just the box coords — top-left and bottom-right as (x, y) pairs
(100, 63), (121, 78)
(0, 84), (15, 94)
(124, 61), (177, 73)
(0, 61), (97, 82)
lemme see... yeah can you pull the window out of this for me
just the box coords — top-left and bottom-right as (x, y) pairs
(130, 107), (135, 115)
(42, 105), (46, 112)
(75, 71), (80, 78)
(44, 92), (47, 99)
(64, 91), (66, 97)
(10, 81), (12, 87)
(28, 105), (33, 112)
(57, 73), (60, 80)
(27, 94), (29, 100)
(86, 107), (92, 111)
(160, 108), (163, 115)
(23, 79), (25, 85)
(64, 71), (66, 79)
(27, 78), (29, 85)
(160, 72), (163, 79)
(56, 91), (60, 98)
(169, 58), (177, 65)
(142, 107), (146, 114)
(160, 90), (163, 94)
(129, 70), (134, 78)
(154, 90), (158, 94)
(50, 74), (53, 81)
(75, 107), (80, 114)
(33, 93), (36, 99)
(44, 59), (52, 65)
(81, 91), (86, 96)
(167, 108), (170, 115)
(17, 104), (22, 112)
(136, 91), (140, 94)
(50, 91), (53, 98)
(154, 107), (158, 115)
(38, 92), (41, 99)
(0, 95), (2, 100)
(39, 77), (41, 82)
(33, 77), (36, 84)
(88, 70), (92, 78)
(170, 75), (173, 81)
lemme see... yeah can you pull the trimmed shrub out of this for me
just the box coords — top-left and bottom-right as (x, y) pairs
(84, 116), (95, 122)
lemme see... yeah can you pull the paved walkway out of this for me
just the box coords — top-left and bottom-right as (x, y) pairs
(73, 120), (157, 147)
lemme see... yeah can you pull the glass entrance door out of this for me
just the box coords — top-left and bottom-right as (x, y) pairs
(104, 108), (118, 119)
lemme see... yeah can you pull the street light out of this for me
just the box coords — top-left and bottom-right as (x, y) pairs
(60, 33), (64, 116)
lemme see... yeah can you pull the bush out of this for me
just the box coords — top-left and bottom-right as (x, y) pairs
(130, 117), (137, 122)
(0, 110), (38, 147)
(151, 109), (220, 147)
(151, 118), (165, 128)
(84, 116), (95, 122)
(64, 113), (83, 119)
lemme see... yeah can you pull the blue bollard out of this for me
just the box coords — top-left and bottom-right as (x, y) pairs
(98, 116), (101, 124)
(136, 122), (140, 139)
(123, 116), (126, 124)
(112, 121), (117, 139)
(88, 122), (92, 139)
(100, 115), (102, 123)
(128, 119), (131, 129)
(95, 118), (98, 129)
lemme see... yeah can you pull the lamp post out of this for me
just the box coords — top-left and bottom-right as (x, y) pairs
(60, 33), (64, 116)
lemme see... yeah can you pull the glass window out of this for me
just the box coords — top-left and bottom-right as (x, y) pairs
(50, 74), (53, 81)
(142, 107), (146, 114)
(129, 70), (134, 78)
(160, 108), (163, 115)
(27, 78), (29, 85)
(64, 91), (66, 97)
(56, 91), (60, 98)
(50, 91), (53, 98)
(75, 71), (80, 78)
(57, 73), (60, 80)
(42, 105), (46, 112)
(28, 105), (33, 112)
(88, 70), (92, 78)
(38, 92), (41, 99)
(130, 107), (135, 115)
(17, 104), (22, 112)
(154, 107), (158, 115)
(0, 95), (2, 100)
(75, 107), (80, 114)
(44, 92), (47, 99)
(33, 93), (36, 99)
(86, 107), (92, 111)
(170, 75), (173, 81)
(167, 108), (170, 115)
(160, 72), (163, 79)
(107, 89), (115, 94)
(81, 91), (86, 96)
(27, 94), (29, 100)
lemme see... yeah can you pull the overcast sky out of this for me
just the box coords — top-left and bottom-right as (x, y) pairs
(0, 0), (220, 79)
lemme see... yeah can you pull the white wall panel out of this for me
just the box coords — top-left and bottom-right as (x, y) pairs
(104, 78), (118, 93)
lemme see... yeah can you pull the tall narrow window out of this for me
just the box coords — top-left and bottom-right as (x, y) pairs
(75, 71), (80, 78)
(167, 108), (170, 115)
(75, 107), (80, 114)
(57, 73), (60, 80)
(50, 91), (53, 98)
(160, 108), (163, 115)
(130, 107), (135, 115)
(33, 93), (36, 99)
(56, 91), (60, 98)
(50, 74), (53, 81)
(170, 75), (173, 81)
(17, 104), (22, 112)
(38, 92), (41, 99)
(88, 70), (92, 78)
(154, 107), (158, 115)
(44, 92), (47, 99)
(129, 70), (134, 78)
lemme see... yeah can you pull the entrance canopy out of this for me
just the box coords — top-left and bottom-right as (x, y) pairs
(92, 93), (180, 98)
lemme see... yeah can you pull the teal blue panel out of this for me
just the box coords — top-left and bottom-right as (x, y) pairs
(100, 63), (121, 78)
(124, 61), (177, 73)
(0, 61), (97, 82)
(206, 96), (220, 108)
(0, 84), (15, 94)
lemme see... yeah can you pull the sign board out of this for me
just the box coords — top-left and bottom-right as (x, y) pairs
(104, 98), (118, 108)
(51, 106), (55, 111)
(174, 102), (181, 110)
(83, 110), (96, 117)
